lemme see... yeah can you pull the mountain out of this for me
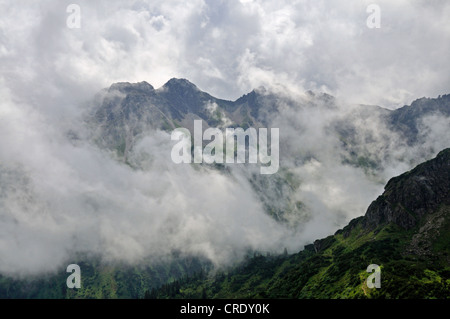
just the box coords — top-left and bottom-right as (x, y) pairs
(85, 79), (450, 226)
(89, 79), (450, 148)
(388, 94), (450, 144)
(3, 149), (448, 299)
(149, 148), (450, 299)
(88, 78), (237, 160)
(1, 78), (449, 299)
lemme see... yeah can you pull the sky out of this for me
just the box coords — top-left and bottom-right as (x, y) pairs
(1, 0), (450, 109)
(0, 0), (450, 277)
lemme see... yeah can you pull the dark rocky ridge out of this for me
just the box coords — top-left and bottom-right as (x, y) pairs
(333, 148), (450, 242)
(148, 147), (450, 299)
(387, 94), (450, 144)
(363, 148), (450, 230)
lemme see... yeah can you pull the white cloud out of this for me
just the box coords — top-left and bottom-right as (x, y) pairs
(2, 0), (449, 105)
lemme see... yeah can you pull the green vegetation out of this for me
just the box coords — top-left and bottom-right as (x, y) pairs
(148, 214), (450, 299)
(1, 209), (449, 300)
(0, 257), (209, 299)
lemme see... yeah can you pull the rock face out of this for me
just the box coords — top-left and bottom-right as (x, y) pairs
(406, 205), (450, 256)
(387, 94), (450, 144)
(362, 148), (450, 230)
(90, 80), (450, 160)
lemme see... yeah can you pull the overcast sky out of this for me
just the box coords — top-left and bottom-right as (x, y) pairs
(1, 0), (449, 109)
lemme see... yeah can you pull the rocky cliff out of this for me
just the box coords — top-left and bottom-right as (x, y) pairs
(363, 148), (450, 230)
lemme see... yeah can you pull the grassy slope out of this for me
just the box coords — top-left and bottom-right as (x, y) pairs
(149, 204), (450, 299)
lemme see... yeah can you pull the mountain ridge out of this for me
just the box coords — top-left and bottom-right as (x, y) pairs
(148, 148), (450, 299)
(87, 78), (450, 229)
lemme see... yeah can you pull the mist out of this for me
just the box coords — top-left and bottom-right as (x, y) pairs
(1, 76), (449, 277)
(0, 88), (297, 276)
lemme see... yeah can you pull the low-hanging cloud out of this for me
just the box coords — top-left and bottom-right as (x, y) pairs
(264, 91), (450, 240)
(0, 86), (300, 276)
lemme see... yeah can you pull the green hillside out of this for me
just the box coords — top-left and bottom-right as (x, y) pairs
(0, 256), (209, 299)
(148, 149), (450, 299)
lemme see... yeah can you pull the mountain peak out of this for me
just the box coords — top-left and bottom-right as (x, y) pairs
(162, 78), (198, 91)
(108, 81), (154, 93)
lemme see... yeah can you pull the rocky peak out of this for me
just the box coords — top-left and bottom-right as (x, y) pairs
(157, 78), (216, 120)
(161, 78), (199, 93)
(363, 148), (450, 230)
(387, 94), (450, 144)
(108, 81), (155, 94)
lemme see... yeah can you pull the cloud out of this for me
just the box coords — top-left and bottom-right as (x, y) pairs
(0, 0), (449, 276)
(0, 103), (296, 276)
(2, 1), (449, 106)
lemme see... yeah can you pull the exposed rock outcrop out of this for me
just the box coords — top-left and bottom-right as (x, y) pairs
(363, 148), (450, 230)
